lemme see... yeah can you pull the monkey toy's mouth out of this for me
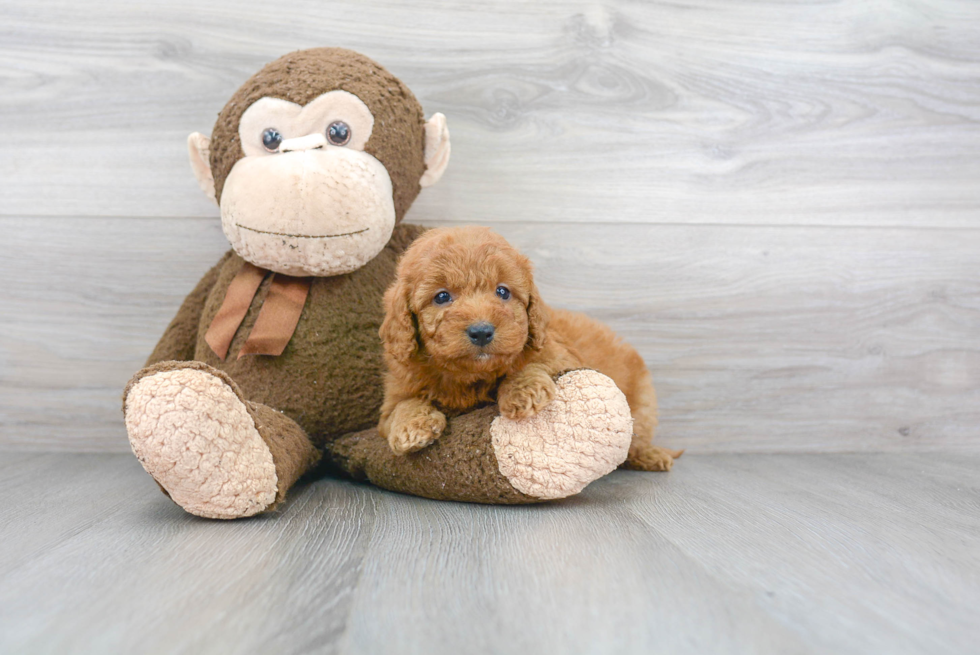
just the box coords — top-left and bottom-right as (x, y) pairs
(234, 224), (370, 240)
(219, 144), (397, 277)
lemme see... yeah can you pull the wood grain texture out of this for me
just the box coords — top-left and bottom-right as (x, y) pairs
(1, 452), (977, 654)
(2, 216), (977, 453)
(1, 1), (979, 453)
(1, 0), (979, 226)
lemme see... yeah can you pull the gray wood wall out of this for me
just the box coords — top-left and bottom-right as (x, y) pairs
(2, 0), (978, 453)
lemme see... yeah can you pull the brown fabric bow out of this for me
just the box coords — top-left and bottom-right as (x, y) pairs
(205, 262), (312, 360)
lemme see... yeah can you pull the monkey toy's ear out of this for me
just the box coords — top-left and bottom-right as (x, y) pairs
(187, 132), (217, 204)
(419, 113), (450, 188)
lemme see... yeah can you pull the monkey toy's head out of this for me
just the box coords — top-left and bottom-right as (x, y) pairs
(188, 48), (450, 277)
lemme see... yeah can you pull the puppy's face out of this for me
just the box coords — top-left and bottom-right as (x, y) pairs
(415, 253), (531, 372)
(381, 227), (545, 375)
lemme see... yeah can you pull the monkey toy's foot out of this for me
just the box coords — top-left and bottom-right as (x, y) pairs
(124, 362), (283, 519)
(329, 369), (633, 504)
(489, 369), (634, 500)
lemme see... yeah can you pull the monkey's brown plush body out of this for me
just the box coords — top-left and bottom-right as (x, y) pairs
(123, 48), (638, 518)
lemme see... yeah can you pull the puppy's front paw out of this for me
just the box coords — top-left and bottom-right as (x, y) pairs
(388, 406), (447, 455)
(498, 373), (557, 419)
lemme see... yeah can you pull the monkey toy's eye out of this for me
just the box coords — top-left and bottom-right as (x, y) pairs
(261, 128), (283, 152)
(327, 121), (351, 146)
(496, 285), (511, 300)
(433, 290), (452, 305)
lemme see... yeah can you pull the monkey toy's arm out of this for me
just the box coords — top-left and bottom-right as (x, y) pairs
(145, 251), (233, 366)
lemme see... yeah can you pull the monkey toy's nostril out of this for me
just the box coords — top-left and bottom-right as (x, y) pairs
(467, 322), (495, 347)
(279, 133), (328, 153)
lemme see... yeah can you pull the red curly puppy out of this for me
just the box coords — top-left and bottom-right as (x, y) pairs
(378, 226), (681, 471)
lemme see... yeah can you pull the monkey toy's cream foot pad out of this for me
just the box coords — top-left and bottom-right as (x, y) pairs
(124, 365), (278, 519)
(490, 369), (633, 500)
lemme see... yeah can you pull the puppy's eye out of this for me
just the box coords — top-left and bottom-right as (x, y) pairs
(496, 285), (511, 300)
(434, 290), (452, 305)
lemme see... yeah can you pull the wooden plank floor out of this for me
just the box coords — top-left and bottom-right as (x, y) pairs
(1, 452), (977, 655)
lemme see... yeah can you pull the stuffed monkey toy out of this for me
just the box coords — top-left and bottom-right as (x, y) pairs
(123, 48), (636, 519)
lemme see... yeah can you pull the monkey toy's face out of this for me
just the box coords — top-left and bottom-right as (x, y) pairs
(220, 90), (398, 277)
(187, 48), (450, 277)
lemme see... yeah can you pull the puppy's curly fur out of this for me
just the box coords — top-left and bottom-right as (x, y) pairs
(379, 226), (681, 470)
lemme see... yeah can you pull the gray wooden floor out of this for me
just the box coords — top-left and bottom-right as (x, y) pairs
(1, 452), (977, 655)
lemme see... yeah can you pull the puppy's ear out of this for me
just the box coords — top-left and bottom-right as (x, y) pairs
(526, 281), (549, 351)
(380, 278), (419, 364)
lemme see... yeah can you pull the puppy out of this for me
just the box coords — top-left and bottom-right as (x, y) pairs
(378, 226), (681, 471)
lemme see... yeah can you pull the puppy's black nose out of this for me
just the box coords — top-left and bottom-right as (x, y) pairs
(467, 322), (495, 347)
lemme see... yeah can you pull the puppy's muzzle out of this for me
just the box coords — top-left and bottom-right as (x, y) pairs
(467, 322), (495, 347)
